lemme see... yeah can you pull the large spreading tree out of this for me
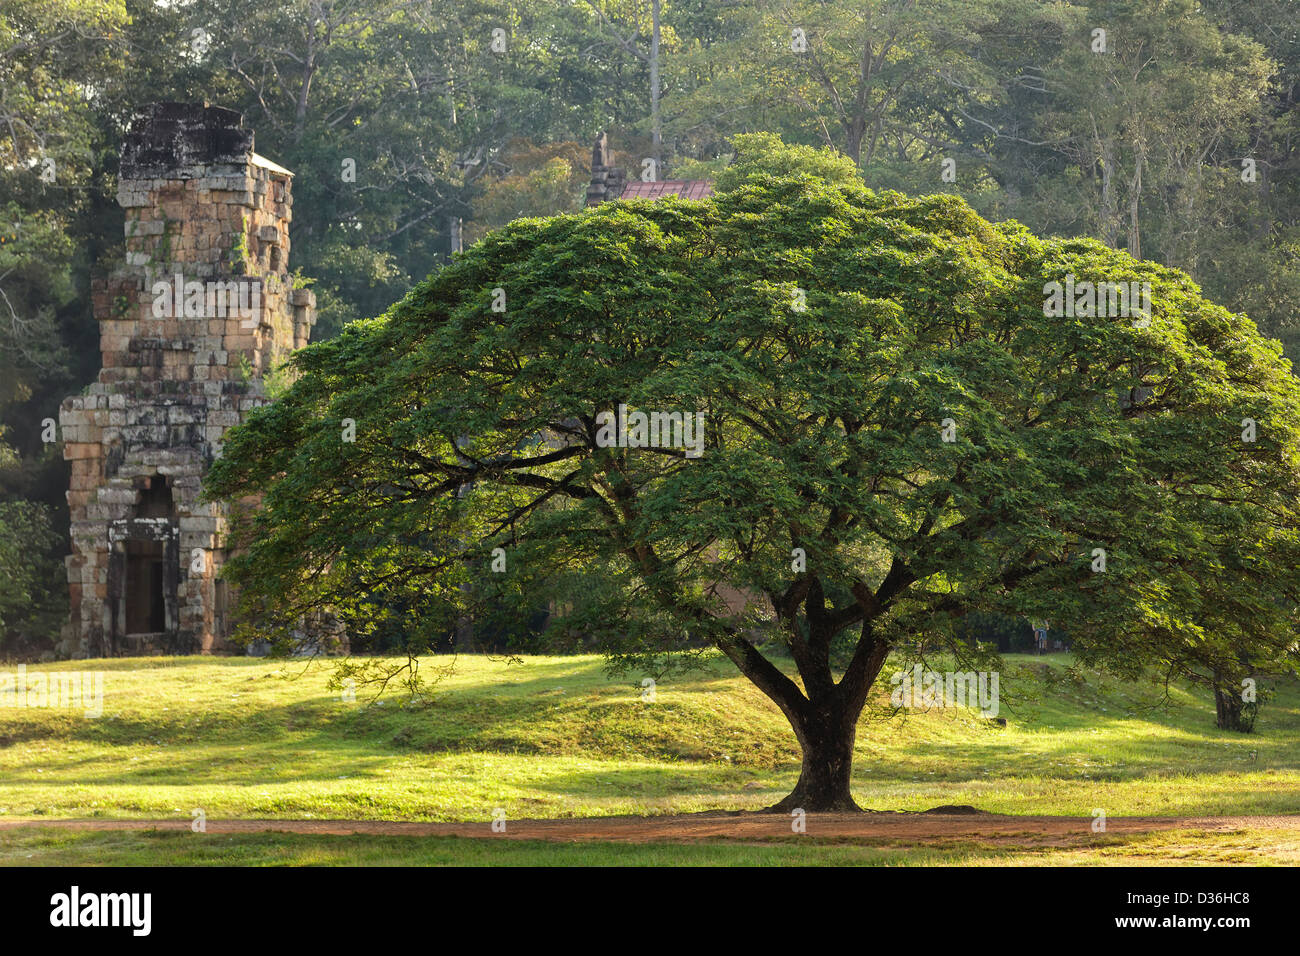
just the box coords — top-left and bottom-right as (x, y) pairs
(207, 135), (1300, 811)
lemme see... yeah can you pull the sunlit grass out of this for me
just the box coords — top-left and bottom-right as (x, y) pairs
(0, 652), (1296, 823)
(2, 826), (1295, 866)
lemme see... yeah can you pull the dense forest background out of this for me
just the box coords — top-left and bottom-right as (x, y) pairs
(1, 0), (1297, 655)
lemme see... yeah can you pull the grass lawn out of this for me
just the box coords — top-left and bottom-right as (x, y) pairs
(1, 651), (1296, 820)
(0, 651), (1297, 864)
(3, 825), (1297, 866)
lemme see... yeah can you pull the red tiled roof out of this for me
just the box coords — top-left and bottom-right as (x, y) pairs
(618, 180), (714, 201)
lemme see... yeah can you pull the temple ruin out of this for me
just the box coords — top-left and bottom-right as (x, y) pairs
(585, 132), (713, 206)
(59, 103), (316, 657)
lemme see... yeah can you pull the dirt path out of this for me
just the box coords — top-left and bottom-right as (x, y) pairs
(4, 812), (1298, 847)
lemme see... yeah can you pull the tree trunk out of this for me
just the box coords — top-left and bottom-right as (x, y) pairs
(1214, 684), (1245, 731)
(650, 0), (661, 168)
(770, 699), (862, 812)
(716, 584), (895, 815)
(843, 116), (865, 166)
(1127, 152), (1143, 259)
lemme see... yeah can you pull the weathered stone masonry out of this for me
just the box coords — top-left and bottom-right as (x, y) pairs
(59, 103), (316, 657)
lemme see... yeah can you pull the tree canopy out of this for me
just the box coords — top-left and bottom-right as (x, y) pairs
(4, 0), (1299, 656)
(208, 135), (1300, 809)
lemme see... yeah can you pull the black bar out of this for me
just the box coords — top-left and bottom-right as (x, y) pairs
(0, 865), (1288, 945)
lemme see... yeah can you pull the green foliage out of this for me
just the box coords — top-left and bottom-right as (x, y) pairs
(713, 132), (861, 192)
(209, 135), (1300, 728)
(261, 359), (295, 402)
(0, 497), (65, 653)
(675, 0), (1300, 359)
(5, 0), (1300, 672)
(0, 0), (126, 655)
(463, 140), (590, 246)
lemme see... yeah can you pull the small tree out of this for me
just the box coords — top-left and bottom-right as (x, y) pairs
(208, 135), (1300, 811)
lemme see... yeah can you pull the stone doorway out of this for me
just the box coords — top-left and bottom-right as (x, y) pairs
(123, 538), (167, 634)
(107, 475), (180, 653)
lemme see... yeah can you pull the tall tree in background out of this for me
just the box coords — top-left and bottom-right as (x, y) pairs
(0, 0), (126, 653)
(1, 0), (125, 394)
(1033, 0), (1272, 261)
(1194, 0), (1300, 346)
(121, 0), (655, 335)
(674, 0), (1003, 168)
(582, 0), (683, 170)
(974, 0), (1298, 341)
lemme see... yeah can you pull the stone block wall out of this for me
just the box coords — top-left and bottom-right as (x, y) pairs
(59, 103), (320, 657)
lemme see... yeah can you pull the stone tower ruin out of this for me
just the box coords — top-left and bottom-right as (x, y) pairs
(59, 103), (316, 657)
